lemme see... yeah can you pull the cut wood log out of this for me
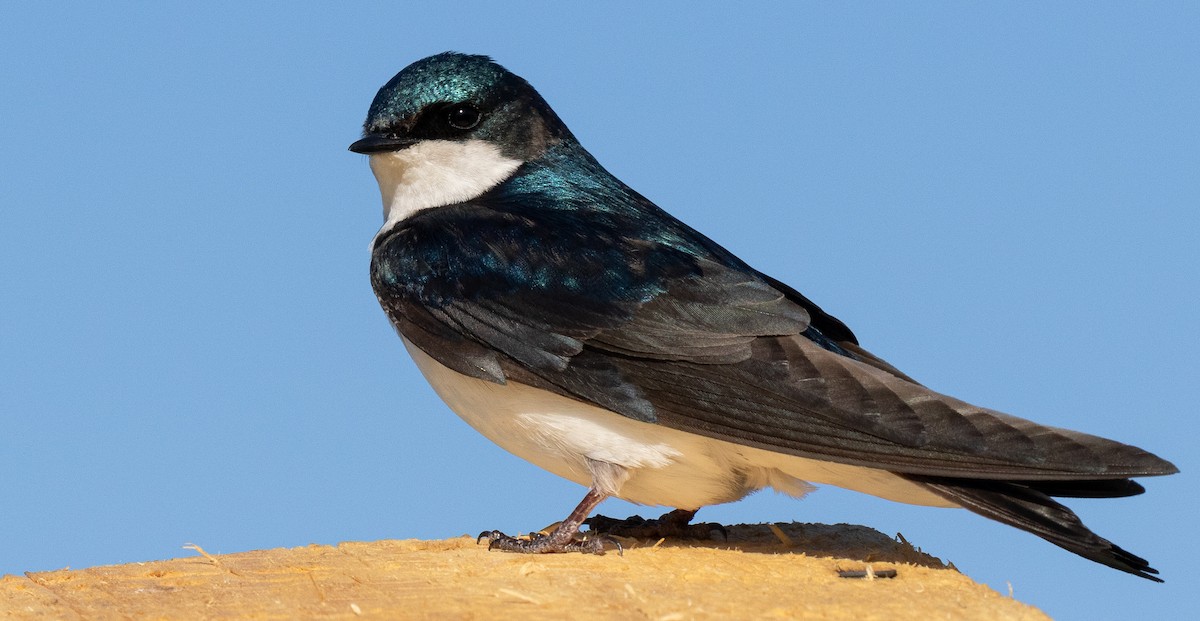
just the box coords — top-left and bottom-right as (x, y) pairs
(0, 522), (1049, 620)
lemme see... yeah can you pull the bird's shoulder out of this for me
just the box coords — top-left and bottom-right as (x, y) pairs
(373, 193), (816, 351)
(370, 195), (701, 316)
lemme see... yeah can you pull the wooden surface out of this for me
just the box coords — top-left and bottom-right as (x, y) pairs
(1, 522), (1050, 620)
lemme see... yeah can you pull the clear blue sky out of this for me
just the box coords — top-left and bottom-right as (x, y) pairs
(2, 2), (1196, 618)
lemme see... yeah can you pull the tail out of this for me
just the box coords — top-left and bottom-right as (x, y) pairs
(909, 475), (1163, 582)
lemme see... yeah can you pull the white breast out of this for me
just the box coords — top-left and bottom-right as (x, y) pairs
(401, 338), (958, 510)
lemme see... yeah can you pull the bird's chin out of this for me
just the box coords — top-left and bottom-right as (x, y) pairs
(367, 151), (410, 215)
(367, 140), (523, 240)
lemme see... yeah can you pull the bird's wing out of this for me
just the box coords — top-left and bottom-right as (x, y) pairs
(372, 202), (1174, 480)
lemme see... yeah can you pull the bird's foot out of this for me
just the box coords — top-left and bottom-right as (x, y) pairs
(476, 527), (621, 555)
(476, 487), (621, 555)
(586, 508), (727, 541)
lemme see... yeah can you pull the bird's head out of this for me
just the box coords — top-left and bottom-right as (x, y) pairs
(350, 53), (574, 227)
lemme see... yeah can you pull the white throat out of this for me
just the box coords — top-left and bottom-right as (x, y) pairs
(368, 139), (522, 241)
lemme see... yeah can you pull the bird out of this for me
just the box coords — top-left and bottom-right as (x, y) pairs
(349, 52), (1177, 581)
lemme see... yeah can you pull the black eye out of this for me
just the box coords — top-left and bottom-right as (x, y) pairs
(445, 103), (482, 130)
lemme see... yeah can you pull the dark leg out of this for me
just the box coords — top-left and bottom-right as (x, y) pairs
(586, 508), (727, 541)
(477, 488), (621, 555)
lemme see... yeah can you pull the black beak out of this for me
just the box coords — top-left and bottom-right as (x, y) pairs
(348, 134), (417, 154)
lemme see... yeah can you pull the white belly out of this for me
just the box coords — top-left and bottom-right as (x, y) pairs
(403, 338), (957, 510)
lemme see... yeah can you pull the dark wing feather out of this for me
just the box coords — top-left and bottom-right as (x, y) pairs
(912, 475), (1162, 581)
(372, 199), (1176, 479)
(596, 337), (1172, 477)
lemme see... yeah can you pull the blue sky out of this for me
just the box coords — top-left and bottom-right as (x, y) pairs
(2, 2), (1196, 618)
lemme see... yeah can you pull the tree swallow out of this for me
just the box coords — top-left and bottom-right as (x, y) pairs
(350, 52), (1177, 580)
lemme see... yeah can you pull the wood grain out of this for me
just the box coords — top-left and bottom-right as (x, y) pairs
(1, 522), (1050, 620)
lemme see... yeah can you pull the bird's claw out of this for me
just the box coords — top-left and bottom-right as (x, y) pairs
(476, 529), (621, 555)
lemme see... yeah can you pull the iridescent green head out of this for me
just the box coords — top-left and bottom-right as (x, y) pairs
(351, 52), (571, 161)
